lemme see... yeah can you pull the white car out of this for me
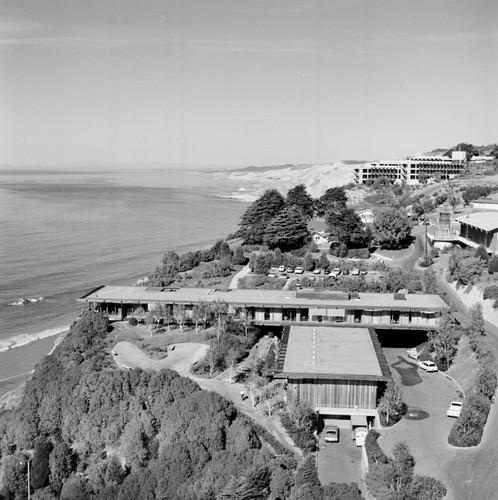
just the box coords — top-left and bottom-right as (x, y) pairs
(294, 267), (304, 274)
(447, 401), (463, 418)
(418, 360), (438, 372)
(278, 265), (285, 272)
(324, 425), (339, 443)
(406, 348), (419, 360)
(313, 268), (321, 274)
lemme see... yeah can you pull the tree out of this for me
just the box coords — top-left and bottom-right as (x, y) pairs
(474, 244), (489, 262)
(372, 207), (412, 250)
(488, 254), (498, 275)
(49, 442), (75, 495)
(205, 347), (219, 378)
(264, 206), (309, 251)
(210, 300), (229, 341)
(4, 453), (30, 500)
(245, 371), (264, 407)
(232, 246), (246, 265)
(172, 304), (187, 334)
(273, 247), (283, 266)
(392, 442), (415, 491)
(427, 310), (459, 370)
(237, 189), (286, 244)
(444, 143), (479, 161)
(325, 206), (365, 248)
(238, 307), (254, 338)
(450, 251), (484, 285)
(422, 268), (438, 293)
(468, 303), (485, 343)
(225, 348), (239, 384)
(286, 184), (315, 220)
(318, 252), (329, 271)
(303, 251), (315, 271)
(315, 186), (348, 217)
(262, 385), (278, 416)
(377, 381), (407, 426)
(31, 436), (53, 490)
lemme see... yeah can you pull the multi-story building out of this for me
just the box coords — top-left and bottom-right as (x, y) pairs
(353, 155), (464, 185)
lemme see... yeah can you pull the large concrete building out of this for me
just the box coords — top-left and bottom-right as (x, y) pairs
(79, 286), (448, 330)
(352, 156), (464, 185)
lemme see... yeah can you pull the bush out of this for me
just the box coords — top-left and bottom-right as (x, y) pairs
(347, 248), (370, 259)
(127, 317), (138, 326)
(483, 285), (498, 300)
(448, 392), (491, 447)
(364, 430), (389, 465)
(409, 475), (447, 500)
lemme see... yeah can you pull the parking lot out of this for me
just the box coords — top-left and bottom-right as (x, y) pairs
(317, 420), (363, 486)
(378, 348), (461, 478)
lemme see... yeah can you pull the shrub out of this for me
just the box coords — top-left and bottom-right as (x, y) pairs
(409, 475), (447, 500)
(429, 247), (440, 258)
(448, 392), (491, 447)
(483, 285), (498, 300)
(347, 248), (370, 259)
(128, 317), (138, 326)
(488, 254), (498, 274)
(364, 430), (390, 465)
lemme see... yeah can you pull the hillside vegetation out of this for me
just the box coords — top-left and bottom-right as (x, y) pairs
(0, 311), (362, 500)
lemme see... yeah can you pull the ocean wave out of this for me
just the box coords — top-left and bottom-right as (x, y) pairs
(216, 192), (259, 203)
(8, 297), (44, 306)
(0, 325), (69, 353)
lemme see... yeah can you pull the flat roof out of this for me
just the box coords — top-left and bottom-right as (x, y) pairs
(456, 212), (498, 232)
(79, 286), (447, 311)
(472, 199), (498, 205)
(281, 326), (387, 380)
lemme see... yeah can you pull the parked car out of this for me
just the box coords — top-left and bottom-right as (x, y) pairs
(278, 274), (288, 280)
(324, 425), (339, 443)
(418, 360), (438, 372)
(294, 267), (304, 274)
(351, 268), (360, 276)
(286, 267), (294, 273)
(406, 347), (419, 360)
(328, 270), (339, 278)
(278, 265), (285, 272)
(267, 273), (276, 278)
(333, 267), (342, 275)
(447, 401), (463, 418)
(313, 268), (321, 274)
(360, 269), (368, 276)
(342, 269), (350, 275)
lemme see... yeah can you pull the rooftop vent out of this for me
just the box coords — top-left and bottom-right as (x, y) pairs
(394, 293), (406, 301)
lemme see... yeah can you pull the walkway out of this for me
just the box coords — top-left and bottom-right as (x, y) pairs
(229, 264), (252, 289)
(112, 340), (302, 459)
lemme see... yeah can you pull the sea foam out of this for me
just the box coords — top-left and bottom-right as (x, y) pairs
(0, 325), (69, 353)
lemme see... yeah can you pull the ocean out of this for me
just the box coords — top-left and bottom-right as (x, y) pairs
(0, 165), (255, 389)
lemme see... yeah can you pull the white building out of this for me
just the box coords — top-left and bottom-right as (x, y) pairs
(353, 156), (464, 185)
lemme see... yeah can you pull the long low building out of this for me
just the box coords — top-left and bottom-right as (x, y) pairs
(79, 286), (449, 329)
(275, 326), (390, 424)
(455, 212), (498, 253)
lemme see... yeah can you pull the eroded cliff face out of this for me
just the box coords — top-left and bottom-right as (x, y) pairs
(226, 161), (368, 202)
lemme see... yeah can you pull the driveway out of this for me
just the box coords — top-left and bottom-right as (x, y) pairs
(378, 349), (461, 488)
(317, 427), (362, 487)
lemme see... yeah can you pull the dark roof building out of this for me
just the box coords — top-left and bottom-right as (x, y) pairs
(455, 212), (498, 253)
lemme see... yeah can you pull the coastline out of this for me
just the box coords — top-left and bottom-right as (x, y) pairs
(0, 372), (31, 405)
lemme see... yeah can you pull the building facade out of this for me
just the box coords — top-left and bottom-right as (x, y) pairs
(79, 287), (448, 330)
(353, 156), (464, 185)
(456, 212), (498, 253)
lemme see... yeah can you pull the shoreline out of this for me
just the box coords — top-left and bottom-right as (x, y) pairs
(0, 372), (32, 402)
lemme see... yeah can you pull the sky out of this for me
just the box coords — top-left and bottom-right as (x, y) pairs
(1, 0), (497, 167)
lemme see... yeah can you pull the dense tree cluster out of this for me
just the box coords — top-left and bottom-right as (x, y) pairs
(377, 382), (407, 427)
(0, 310), (363, 499)
(460, 184), (498, 205)
(444, 143), (480, 161)
(448, 249), (485, 285)
(147, 240), (236, 287)
(365, 432), (446, 500)
(427, 310), (460, 371)
(448, 304), (497, 447)
(372, 207), (412, 250)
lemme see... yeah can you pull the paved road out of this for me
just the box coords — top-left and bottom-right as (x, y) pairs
(434, 278), (498, 500)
